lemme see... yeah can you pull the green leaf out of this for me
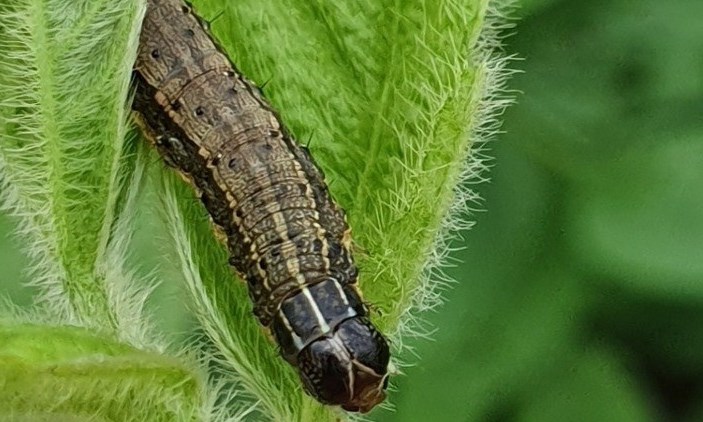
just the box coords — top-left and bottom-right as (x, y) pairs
(0, 0), (515, 419)
(0, 1), (208, 419)
(570, 137), (703, 298)
(0, 0), (150, 333)
(503, 0), (703, 298)
(145, 0), (516, 419)
(517, 348), (655, 422)
(0, 322), (203, 421)
(386, 268), (587, 421)
(190, 0), (513, 334)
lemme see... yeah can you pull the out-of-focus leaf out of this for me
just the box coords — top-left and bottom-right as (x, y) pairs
(380, 142), (589, 421)
(571, 137), (703, 298)
(387, 269), (586, 421)
(515, 0), (561, 17)
(509, 0), (703, 181)
(685, 399), (703, 422)
(594, 297), (703, 373)
(517, 349), (656, 422)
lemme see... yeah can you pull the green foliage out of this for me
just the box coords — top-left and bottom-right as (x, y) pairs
(0, 322), (202, 421)
(0, 0), (150, 334)
(0, 0), (512, 420)
(190, 0), (509, 338)
(383, 0), (703, 421)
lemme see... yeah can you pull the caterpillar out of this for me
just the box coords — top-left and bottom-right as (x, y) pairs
(131, 0), (390, 413)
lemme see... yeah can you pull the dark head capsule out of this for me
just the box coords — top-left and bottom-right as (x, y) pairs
(297, 317), (390, 412)
(271, 280), (390, 412)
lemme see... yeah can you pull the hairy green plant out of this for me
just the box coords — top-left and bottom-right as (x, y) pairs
(0, 0), (515, 420)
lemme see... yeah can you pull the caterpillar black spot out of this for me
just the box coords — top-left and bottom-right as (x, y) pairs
(132, 0), (390, 413)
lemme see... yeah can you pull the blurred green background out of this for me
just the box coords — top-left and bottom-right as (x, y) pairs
(382, 0), (703, 420)
(2, 0), (702, 420)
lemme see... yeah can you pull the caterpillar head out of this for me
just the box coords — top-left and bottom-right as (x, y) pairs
(297, 316), (390, 413)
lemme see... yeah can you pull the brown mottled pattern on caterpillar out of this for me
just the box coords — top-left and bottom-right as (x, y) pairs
(132, 0), (390, 413)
